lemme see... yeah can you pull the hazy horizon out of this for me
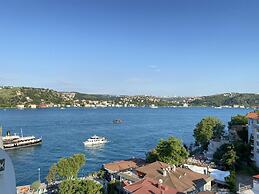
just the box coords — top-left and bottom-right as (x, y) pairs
(1, 0), (258, 96)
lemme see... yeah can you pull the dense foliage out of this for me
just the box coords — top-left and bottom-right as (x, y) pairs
(46, 153), (86, 184)
(193, 117), (225, 149)
(226, 171), (236, 193)
(190, 93), (259, 107)
(58, 179), (103, 194)
(213, 141), (252, 170)
(31, 180), (41, 192)
(228, 115), (248, 128)
(46, 164), (58, 184)
(146, 136), (189, 165)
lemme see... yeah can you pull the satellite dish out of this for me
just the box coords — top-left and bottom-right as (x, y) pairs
(0, 148), (16, 194)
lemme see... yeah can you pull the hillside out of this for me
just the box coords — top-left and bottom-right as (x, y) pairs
(0, 86), (258, 108)
(190, 93), (259, 107)
(0, 86), (112, 108)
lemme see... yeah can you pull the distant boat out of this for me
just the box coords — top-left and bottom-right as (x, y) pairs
(60, 107), (65, 110)
(83, 135), (108, 146)
(150, 104), (158, 109)
(214, 107), (222, 109)
(113, 119), (123, 124)
(2, 129), (42, 150)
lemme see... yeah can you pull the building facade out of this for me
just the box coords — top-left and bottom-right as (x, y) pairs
(247, 112), (259, 167)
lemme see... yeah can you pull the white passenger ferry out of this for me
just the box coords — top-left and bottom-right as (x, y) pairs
(83, 135), (108, 146)
(2, 130), (42, 150)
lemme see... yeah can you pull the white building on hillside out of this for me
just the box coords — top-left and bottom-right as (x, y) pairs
(247, 112), (259, 167)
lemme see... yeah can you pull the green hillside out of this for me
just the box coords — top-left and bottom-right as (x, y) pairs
(190, 93), (259, 107)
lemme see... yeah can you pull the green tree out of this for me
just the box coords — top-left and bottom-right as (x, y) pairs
(46, 164), (58, 185)
(59, 179), (103, 194)
(228, 114), (248, 129)
(31, 180), (41, 192)
(194, 117), (225, 149)
(222, 145), (238, 170)
(56, 153), (86, 180)
(213, 143), (230, 165)
(226, 171), (236, 193)
(107, 180), (120, 194)
(47, 153), (86, 182)
(97, 168), (106, 179)
(146, 136), (188, 166)
(213, 144), (238, 170)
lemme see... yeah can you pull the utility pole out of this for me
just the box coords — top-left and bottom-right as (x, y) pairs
(38, 168), (41, 183)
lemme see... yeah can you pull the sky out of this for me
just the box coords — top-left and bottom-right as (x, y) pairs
(0, 0), (258, 96)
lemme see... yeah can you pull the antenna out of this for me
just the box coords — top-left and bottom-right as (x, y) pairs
(21, 128), (23, 138)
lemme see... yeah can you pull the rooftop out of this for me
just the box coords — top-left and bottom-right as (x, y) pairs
(136, 161), (213, 193)
(123, 177), (183, 194)
(247, 112), (259, 120)
(103, 158), (145, 173)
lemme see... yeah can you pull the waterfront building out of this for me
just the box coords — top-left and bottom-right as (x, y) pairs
(247, 111), (259, 167)
(123, 177), (182, 194)
(135, 161), (213, 193)
(16, 104), (25, 109)
(103, 158), (145, 182)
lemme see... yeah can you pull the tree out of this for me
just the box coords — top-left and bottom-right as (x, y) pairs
(47, 153), (86, 183)
(46, 164), (58, 185)
(228, 114), (248, 129)
(194, 117), (225, 149)
(213, 143), (230, 165)
(213, 144), (238, 170)
(226, 171), (236, 193)
(58, 179), (103, 194)
(222, 145), (238, 170)
(31, 180), (41, 192)
(146, 136), (188, 166)
(56, 153), (86, 180)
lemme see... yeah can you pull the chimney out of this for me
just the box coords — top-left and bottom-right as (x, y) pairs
(159, 179), (163, 184)
(162, 168), (167, 176)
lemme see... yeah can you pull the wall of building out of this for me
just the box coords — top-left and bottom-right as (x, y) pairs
(0, 149), (16, 194)
(248, 119), (259, 168)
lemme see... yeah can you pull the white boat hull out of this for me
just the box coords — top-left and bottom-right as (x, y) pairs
(83, 140), (107, 146)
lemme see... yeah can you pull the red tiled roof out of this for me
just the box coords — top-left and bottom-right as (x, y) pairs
(247, 112), (259, 120)
(136, 161), (212, 193)
(124, 177), (183, 194)
(253, 175), (259, 179)
(103, 158), (145, 173)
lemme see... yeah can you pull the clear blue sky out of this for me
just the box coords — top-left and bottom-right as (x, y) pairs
(0, 0), (258, 96)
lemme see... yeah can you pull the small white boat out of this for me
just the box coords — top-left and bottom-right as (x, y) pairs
(150, 104), (158, 109)
(83, 135), (108, 146)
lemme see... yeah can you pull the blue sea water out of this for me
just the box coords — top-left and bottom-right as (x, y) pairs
(0, 107), (251, 186)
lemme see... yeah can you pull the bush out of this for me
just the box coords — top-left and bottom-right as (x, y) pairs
(59, 179), (103, 194)
(228, 115), (248, 129)
(31, 180), (41, 192)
